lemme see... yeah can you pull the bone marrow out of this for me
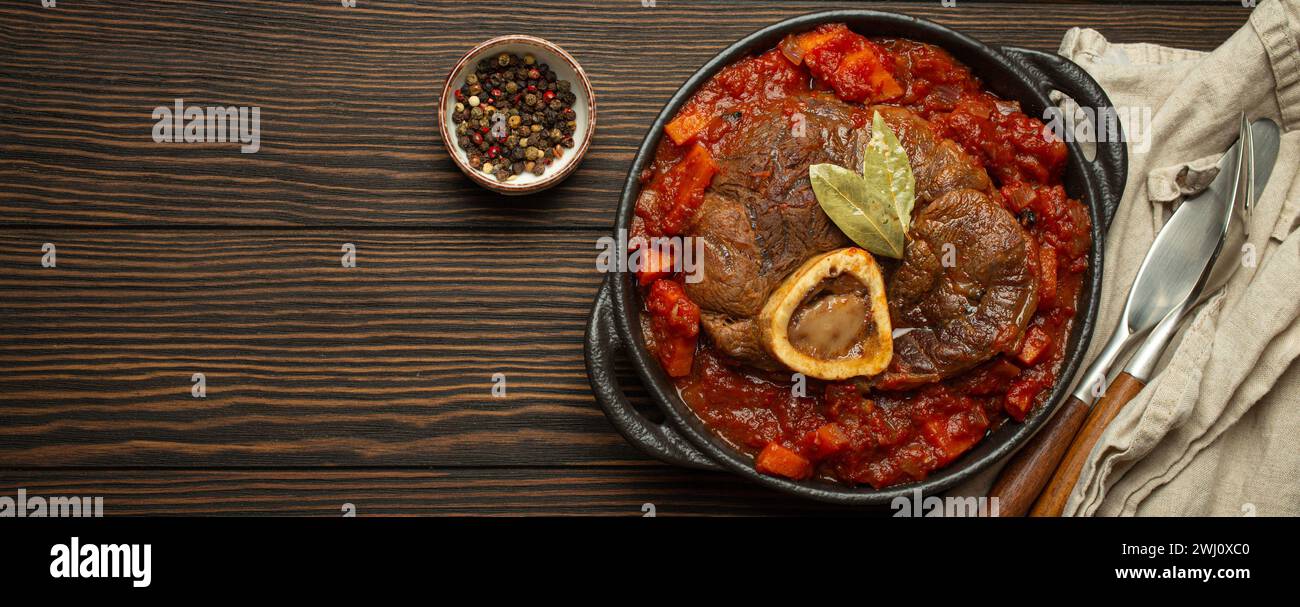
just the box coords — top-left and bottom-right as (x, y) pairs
(758, 248), (892, 380)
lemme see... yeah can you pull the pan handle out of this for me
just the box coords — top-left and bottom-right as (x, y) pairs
(584, 275), (722, 471)
(1000, 46), (1128, 232)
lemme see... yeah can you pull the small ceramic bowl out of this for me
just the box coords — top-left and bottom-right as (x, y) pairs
(439, 35), (596, 195)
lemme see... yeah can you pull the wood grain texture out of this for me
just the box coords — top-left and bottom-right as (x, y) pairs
(0, 229), (652, 466)
(0, 0), (1250, 227)
(0, 1), (1251, 514)
(0, 466), (869, 516)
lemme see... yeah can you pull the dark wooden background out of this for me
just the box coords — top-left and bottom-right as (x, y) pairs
(0, 0), (1251, 515)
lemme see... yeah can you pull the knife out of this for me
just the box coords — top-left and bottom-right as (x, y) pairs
(1027, 116), (1278, 516)
(1128, 117), (1277, 381)
(989, 115), (1257, 516)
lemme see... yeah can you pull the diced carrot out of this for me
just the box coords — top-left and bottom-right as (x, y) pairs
(1038, 243), (1058, 309)
(921, 409), (989, 465)
(663, 50), (803, 146)
(801, 27), (902, 103)
(645, 280), (700, 377)
(1001, 183), (1037, 213)
(876, 70), (903, 100)
(812, 423), (850, 459)
(1004, 376), (1048, 421)
(656, 143), (719, 236)
(635, 243), (675, 286)
(755, 443), (813, 480)
(778, 23), (847, 65)
(664, 112), (712, 147)
(657, 336), (695, 377)
(838, 45), (903, 101)
(988, 357), (1023, 380)
(1016, 325), (1052, 366)
(963, 357), (1022, 396)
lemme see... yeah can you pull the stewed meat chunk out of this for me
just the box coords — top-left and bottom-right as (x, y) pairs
(685, 97), (999, 371)
(877, 188), (1039, 389)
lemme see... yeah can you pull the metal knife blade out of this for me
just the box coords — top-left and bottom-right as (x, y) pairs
(1124, 116), (1278, 381)
(1070, 115), (1251, 403)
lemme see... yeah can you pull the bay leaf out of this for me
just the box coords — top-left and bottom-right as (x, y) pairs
(810, 111), (915, 259)
(810, 163), (902, 258)
(862, 111), (915, 254)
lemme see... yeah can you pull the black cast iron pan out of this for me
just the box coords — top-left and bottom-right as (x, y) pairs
(585, 10), (1127, 505)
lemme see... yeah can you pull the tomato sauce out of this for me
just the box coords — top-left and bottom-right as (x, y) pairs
(635, 30), (1091, 488)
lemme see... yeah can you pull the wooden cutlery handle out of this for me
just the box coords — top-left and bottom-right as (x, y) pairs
(1030, 372), (1147, 517)
(988, 395), (1091, 517)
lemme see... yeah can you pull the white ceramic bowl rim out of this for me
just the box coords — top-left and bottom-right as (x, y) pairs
(439, 35), (596, 194)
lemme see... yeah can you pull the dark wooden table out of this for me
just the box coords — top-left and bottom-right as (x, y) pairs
(0, 0), (1251, 515)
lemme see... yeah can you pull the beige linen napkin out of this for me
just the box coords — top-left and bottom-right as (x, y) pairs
(955, 0), (1300, 516)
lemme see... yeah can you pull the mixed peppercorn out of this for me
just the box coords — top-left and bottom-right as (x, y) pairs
(450, 52), (579, 180)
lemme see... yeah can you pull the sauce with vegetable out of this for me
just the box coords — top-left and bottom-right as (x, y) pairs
(634, 24), (1090, 488)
